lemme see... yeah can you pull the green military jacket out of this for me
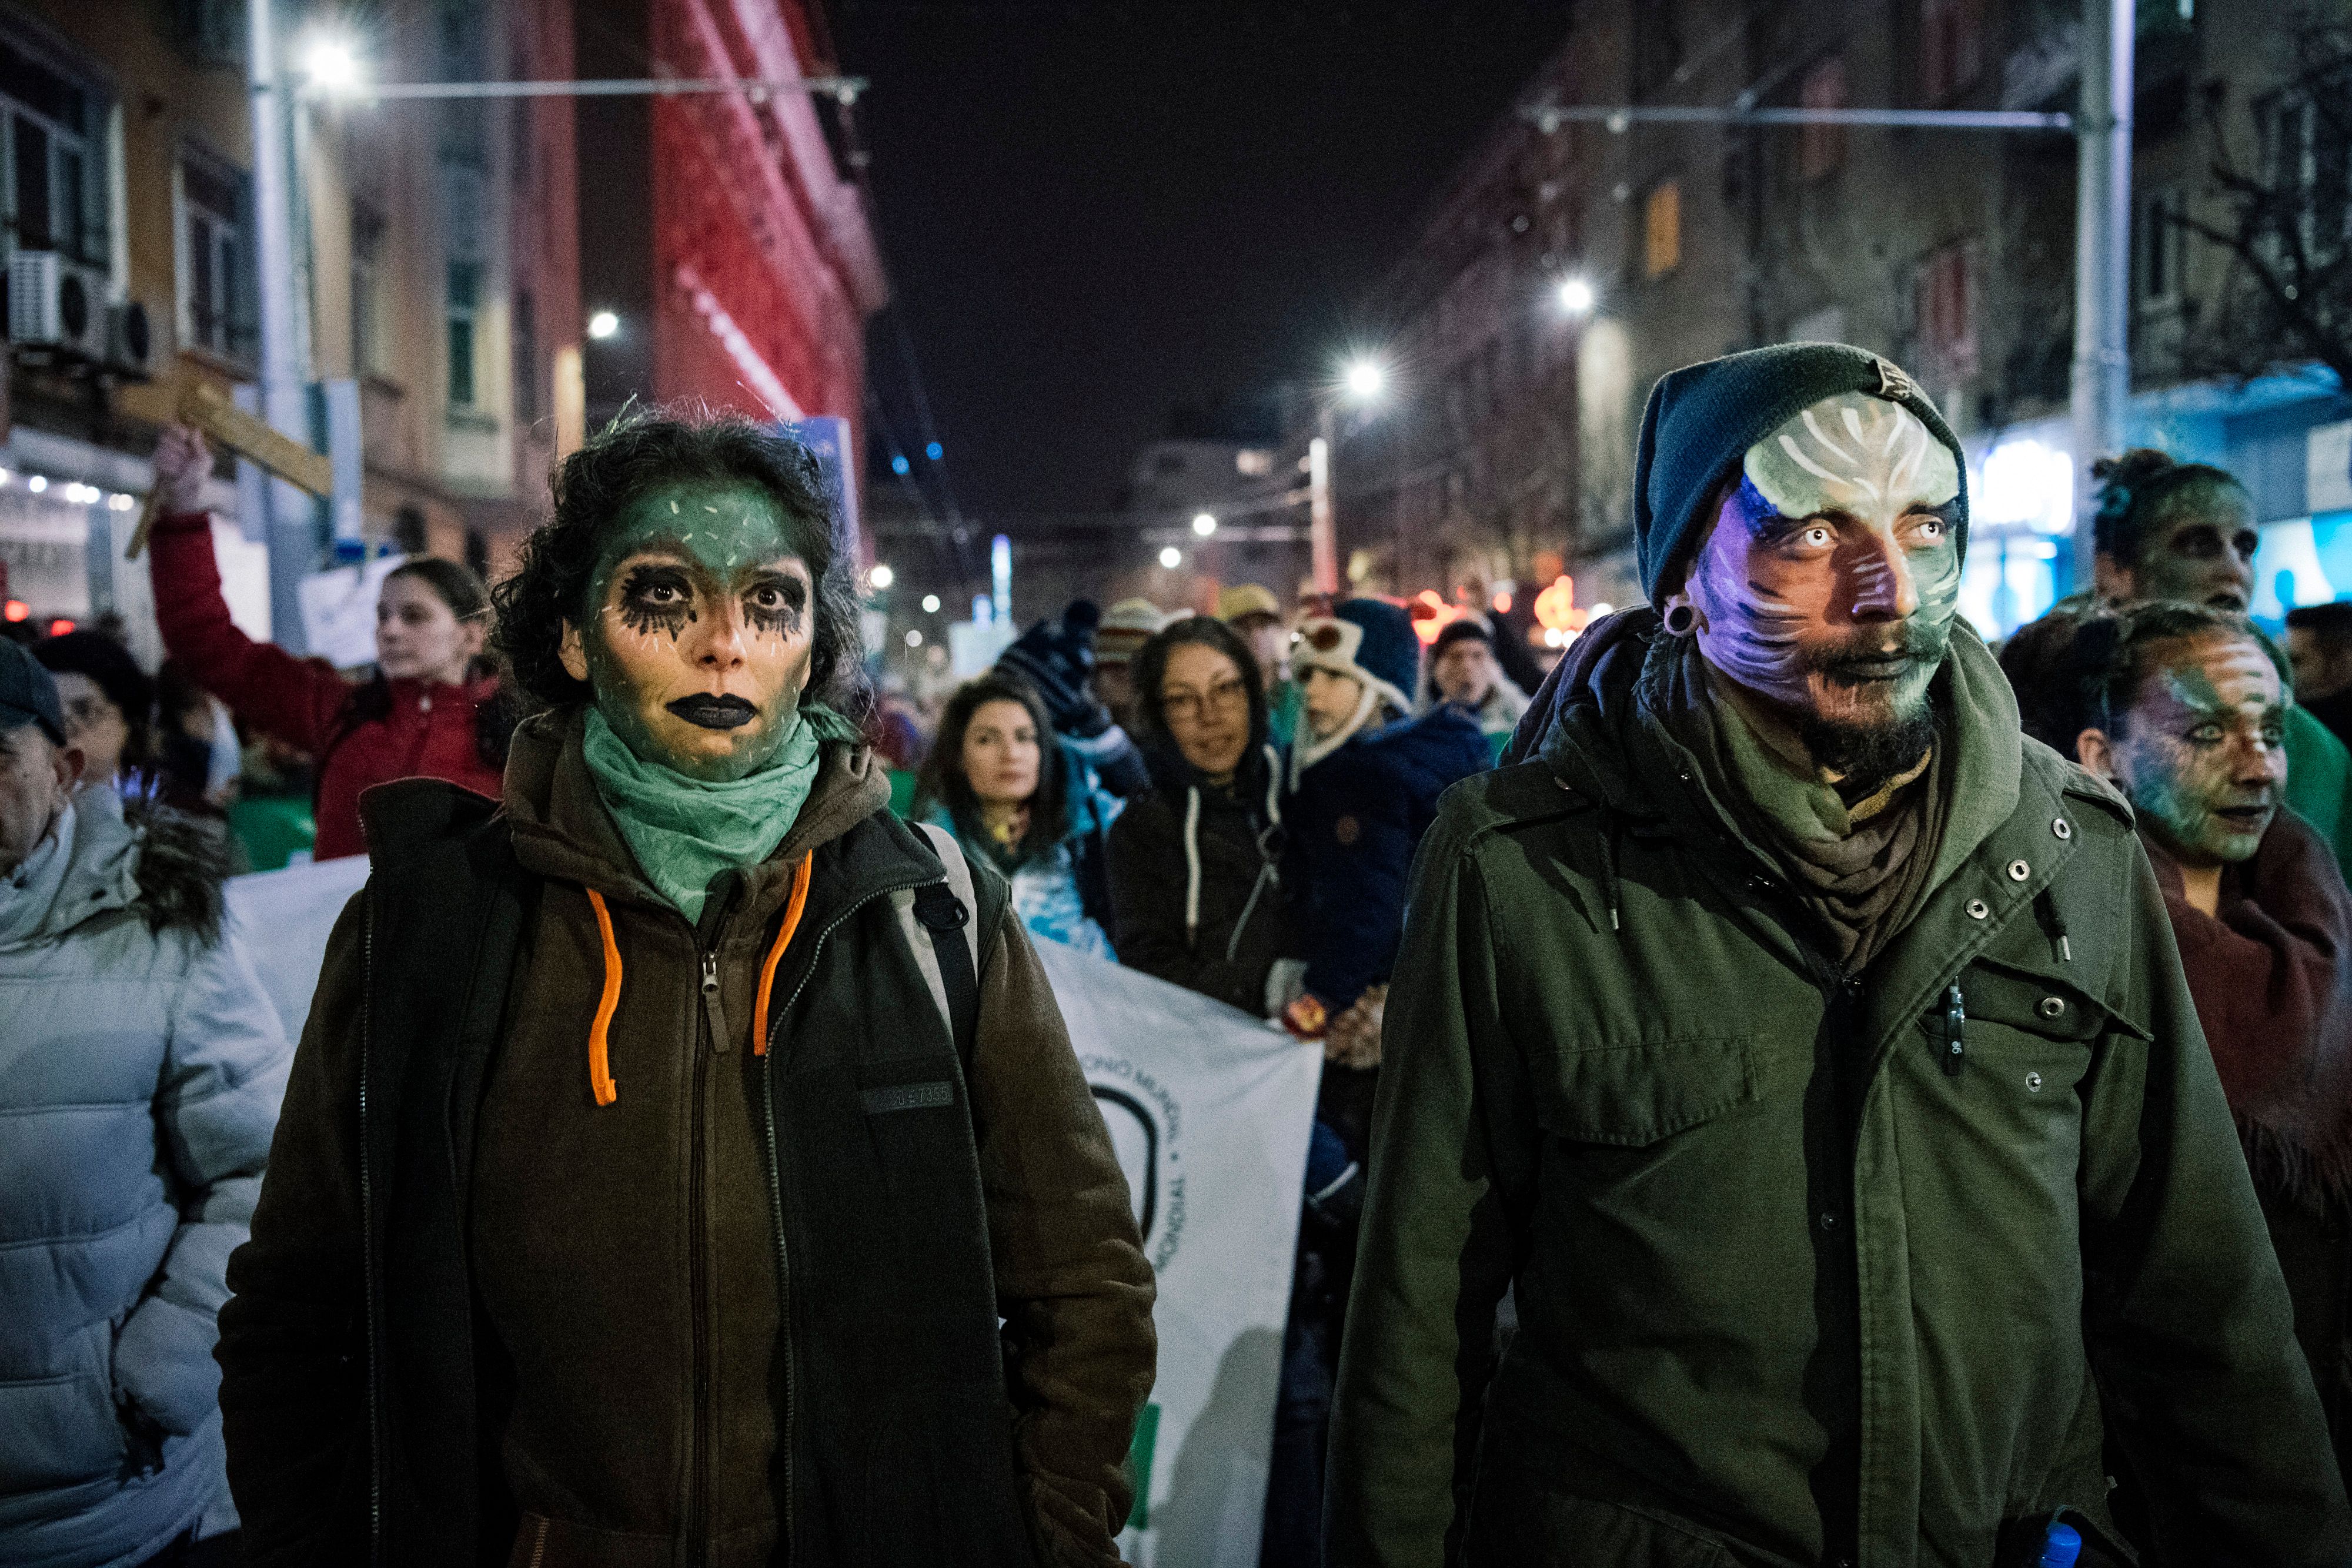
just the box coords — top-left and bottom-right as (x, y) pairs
(1326, 614), (2350, 1568)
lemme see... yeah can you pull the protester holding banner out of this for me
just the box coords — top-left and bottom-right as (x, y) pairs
(143, 424), (515, 861)
(215, 410), (1156, 1568)
(918, 671), (1122, 957)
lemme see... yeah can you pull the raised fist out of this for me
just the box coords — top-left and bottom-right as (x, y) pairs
(150, 423), (212, 517)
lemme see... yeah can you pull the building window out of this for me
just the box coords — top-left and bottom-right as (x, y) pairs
(1800, 56), (1847, 179)
(178, 146), (252, 360)
(1644, 180), (1682, 278)
(350, 202), (385, 376)
(2261, 92), (2348, 262)
(447, 260), (479, 407)
(1913, 240), (1976, 377)
(0, 34), (108, 268)
(513, 285), (537, 422)
(1920, 0), (1985, 102)
(2137, 188), (2185, 305)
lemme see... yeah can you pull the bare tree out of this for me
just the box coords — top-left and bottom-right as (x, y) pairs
(2179, 13), (2352, 390)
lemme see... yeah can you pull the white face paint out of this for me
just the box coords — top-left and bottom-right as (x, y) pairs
(1743, 392), (1960, 525)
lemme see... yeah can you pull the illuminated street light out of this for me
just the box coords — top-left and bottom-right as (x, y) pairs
(1342, 359), (1386, 402)
(303, 37), (364, 94)
(904, 629), (923, 647)
(921, 593), (941, 613)
(1191, 511), (1217, 537)
(1558, 276), (1595, 316)
(587, 309), (620, 340)
(868, 563), (895, 590)
(1158, 546), (1182, 570)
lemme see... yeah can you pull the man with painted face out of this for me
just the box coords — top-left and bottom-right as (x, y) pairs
(215, 412), (1157, 1568)
(1325, 344), (2350, 1567)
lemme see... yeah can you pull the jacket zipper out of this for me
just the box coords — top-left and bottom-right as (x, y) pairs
(358, 897), (385, 1564)
(526, 1516), (550, 1568)
(757, 876), (930, 1566)
(686, 946), (719, 1563)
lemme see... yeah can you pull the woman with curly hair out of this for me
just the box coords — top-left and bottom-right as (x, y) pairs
(143, 423), (512, 860)
(216, 409), (1155, 1568)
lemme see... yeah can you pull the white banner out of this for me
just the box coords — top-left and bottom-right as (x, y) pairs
(225, 858), (1321, 1567)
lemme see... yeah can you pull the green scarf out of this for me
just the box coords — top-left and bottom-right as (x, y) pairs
(582, 703), (858, 922)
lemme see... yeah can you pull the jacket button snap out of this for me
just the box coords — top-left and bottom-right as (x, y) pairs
(1818, 1212), (1839, 1231)
(1965, 898), (1989, 920)
(2026, 1071), (2044, 1092)
(2007, 858), (2031, 881)
(2053, 817), (2072, 840)
(2039, 996), (2065, 1018)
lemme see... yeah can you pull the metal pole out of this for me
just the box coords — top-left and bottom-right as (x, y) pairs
(2070, 0), (2134, 594)
(1309, 405), (1338, 597)
(249, 0), (313, 653)
(1521, 103), (2072, 132)
(302, 74), (870, 103)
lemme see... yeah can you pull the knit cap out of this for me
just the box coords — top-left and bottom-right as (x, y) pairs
(1632, 342), (1970, 605)
(1096, 598), (1169, 669)
(1217, 583), (1282, 624)
(1430, 615), (1494, 656)
(1291, 598), (1418, 717)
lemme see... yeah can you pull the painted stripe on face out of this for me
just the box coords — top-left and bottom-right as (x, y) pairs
(1749, 392), (1957, 524)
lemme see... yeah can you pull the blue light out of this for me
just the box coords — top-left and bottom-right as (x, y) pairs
(890, 454), (911, 476)
(925, 441), (944, 461)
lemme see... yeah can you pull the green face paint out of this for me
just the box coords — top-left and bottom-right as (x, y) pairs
(574, 480), (818, 781)
(2112, 631), (2288, 866)
(1685, 393), (1963, 772)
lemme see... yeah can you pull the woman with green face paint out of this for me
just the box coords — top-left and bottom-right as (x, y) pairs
(217, 410), (1157, 1568)
(2064, 600), (2352, 1497)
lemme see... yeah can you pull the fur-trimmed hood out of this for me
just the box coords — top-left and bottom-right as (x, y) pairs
(1, 786), (229, 950)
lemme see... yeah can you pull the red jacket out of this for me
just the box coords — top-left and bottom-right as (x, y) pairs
(148, 509), (505, 861)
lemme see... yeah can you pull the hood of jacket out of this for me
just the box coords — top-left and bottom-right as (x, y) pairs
(0, 787), (227, 951)
(500, 706), (892, 917)
(1298, 703), (1488, 794)
(1503, 608), (2026, 909)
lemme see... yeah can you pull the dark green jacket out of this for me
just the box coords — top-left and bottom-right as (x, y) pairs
(1326, 611), (2351, 1568)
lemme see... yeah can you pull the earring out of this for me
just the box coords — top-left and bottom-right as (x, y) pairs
(1663, 603), (1698, 637)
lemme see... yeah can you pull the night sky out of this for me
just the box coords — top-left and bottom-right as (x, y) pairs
(830, 1), (1575, 523)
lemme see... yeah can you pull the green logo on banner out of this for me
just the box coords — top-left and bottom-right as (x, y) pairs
(1123, 1403), (1161, 1530)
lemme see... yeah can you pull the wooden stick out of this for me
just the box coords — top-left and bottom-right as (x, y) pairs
(125, 378), (334, 560)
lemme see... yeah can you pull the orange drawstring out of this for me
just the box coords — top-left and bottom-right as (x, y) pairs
(585, 889), (623, 1106)
(753, 855), (816, 1056)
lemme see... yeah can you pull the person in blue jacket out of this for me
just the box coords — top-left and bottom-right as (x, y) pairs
(1282, 599), (1489, 1129)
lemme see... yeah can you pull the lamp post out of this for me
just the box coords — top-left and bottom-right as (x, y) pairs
(248, 0), (316, 651)
(1309, 357), (1388, 597)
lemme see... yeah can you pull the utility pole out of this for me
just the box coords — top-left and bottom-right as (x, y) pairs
(248, 0), (315, 653)
(1308, 407), (1337, 597)
(2070, 0), (2134, 593)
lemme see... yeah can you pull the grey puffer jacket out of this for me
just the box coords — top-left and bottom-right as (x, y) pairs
(0, 789), (290, 1568)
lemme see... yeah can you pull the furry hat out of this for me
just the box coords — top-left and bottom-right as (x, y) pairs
(1291, 599), (1418, 718)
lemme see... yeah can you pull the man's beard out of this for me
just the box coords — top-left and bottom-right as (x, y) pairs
(1795, 624), (1948, 795)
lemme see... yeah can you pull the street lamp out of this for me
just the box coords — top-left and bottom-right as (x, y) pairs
(921, 593), (941, 613)
(587, 309), (620, 340)
(1342, 358), (1386, 403)
(1191, 511), (1217, 537)
(1158, 546), (1183, 570)
(302, 36), (364, 95)
(1558, 276), (1595, 316)
(868, 563), (895, 590)
(1309, 350), (1394, 595)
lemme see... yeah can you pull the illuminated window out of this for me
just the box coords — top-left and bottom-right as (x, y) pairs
(1920, 0), (1985, 102)
(1644, 180), (1682, 278)
(1800, 56), (1847, 179)
(1912, 240), (1976, 377)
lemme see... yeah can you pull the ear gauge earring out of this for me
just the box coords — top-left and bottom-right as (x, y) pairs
(1663, 603), (1699, 637)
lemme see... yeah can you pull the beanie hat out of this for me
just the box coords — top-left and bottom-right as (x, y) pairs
(1291, 598), (1418, 718)
(1095, 598), (1169, 669)
(1632, 342), (1969, 606)
(1430, 615), (1494, 657)
(35, 630), (153, 733)
(0, 637), (68, 744)
(1217, 583), (1282, 624)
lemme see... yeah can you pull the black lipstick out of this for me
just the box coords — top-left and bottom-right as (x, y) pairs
(667, 694), (759, 730)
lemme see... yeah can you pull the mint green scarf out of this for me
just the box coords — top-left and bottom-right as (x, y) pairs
(582, 704), (858, 922)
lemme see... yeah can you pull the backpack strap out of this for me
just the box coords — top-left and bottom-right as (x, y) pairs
(912, 822), (984, 1066)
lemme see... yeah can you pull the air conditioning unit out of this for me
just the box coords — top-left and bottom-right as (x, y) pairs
(105, 299), (157, 379)
(8, 251), (107, 360)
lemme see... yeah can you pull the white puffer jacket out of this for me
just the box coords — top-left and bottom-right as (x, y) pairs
(0, 789), (289, 1568)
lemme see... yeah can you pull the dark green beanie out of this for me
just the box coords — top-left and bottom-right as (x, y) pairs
(1632, 342), (1970, 606)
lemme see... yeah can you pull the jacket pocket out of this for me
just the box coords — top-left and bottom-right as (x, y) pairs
(1525, 1035), (1756, 1146)
(1484, 1486), (1736, 1566)
(1917, 961), (2126, 1093)
(0, 1366), (129, 1492)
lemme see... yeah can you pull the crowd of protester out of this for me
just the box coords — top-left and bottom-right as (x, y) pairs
(4, 400), (2351, 1566)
